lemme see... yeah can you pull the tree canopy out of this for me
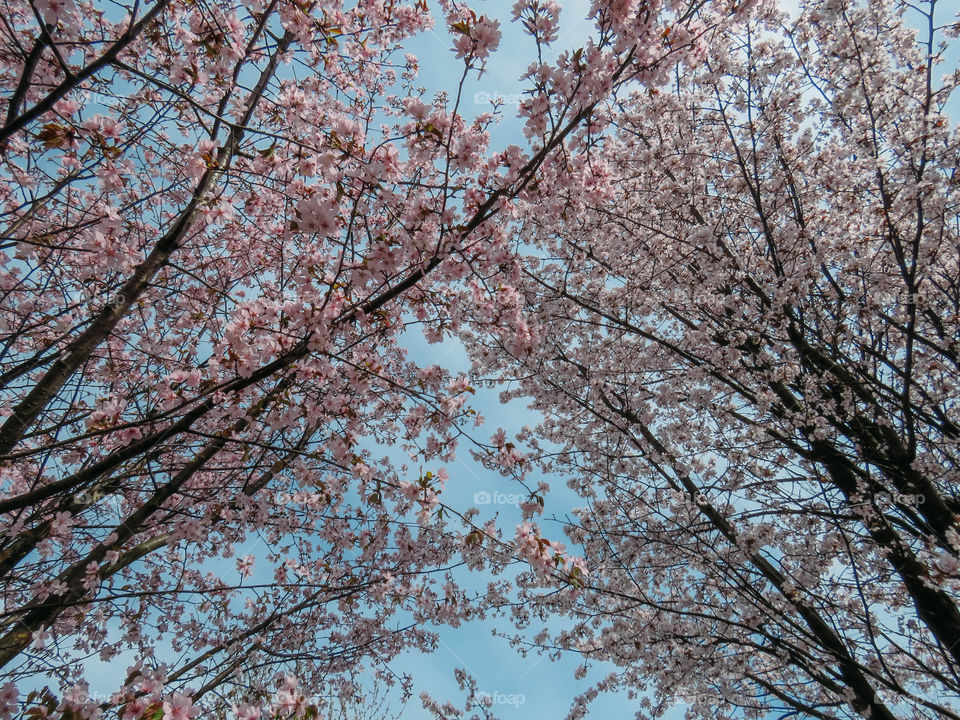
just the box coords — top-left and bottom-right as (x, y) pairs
(0, 0), (958, 718)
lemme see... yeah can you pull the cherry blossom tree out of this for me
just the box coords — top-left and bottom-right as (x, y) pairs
(462, 0), (960, 717)
(0, 0), (725, 716)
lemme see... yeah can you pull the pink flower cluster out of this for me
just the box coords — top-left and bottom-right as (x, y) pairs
(450, 12), (502, 61)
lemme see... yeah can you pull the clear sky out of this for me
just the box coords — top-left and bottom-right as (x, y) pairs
(375, 328), (680, 720)
(371, 5), (628, 716)
(380, 3), (694, 717)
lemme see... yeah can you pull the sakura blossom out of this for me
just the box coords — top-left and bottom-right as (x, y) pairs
(2, 0), (952, 718)
(161, 694), (196, 720)
(455, 0), (960, 716)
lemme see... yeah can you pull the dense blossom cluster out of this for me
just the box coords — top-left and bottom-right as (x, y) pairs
(462, 0), (960, 717)
(0, 0), (722, 716)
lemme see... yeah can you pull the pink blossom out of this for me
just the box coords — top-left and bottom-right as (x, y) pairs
(34, 0), (75, 24)
(298, 196), (339, 236)
(236, 554), (255, 577)
(399, 481), (420, 502)
(122, 698), (149, 719)
(231, 704), (261, 720)
(402, 97), (430, 120)
(451, 15), (502, 60)
(50, 511), (72, 537)
(162, 693), (196, 720)
(0, 682), (18, 720)
(272, 677), (307, 717)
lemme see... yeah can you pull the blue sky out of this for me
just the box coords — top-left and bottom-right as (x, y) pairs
(410, 0), (593, 146)
(379, 329), (673, 720)
(376, 5), (648, 717)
